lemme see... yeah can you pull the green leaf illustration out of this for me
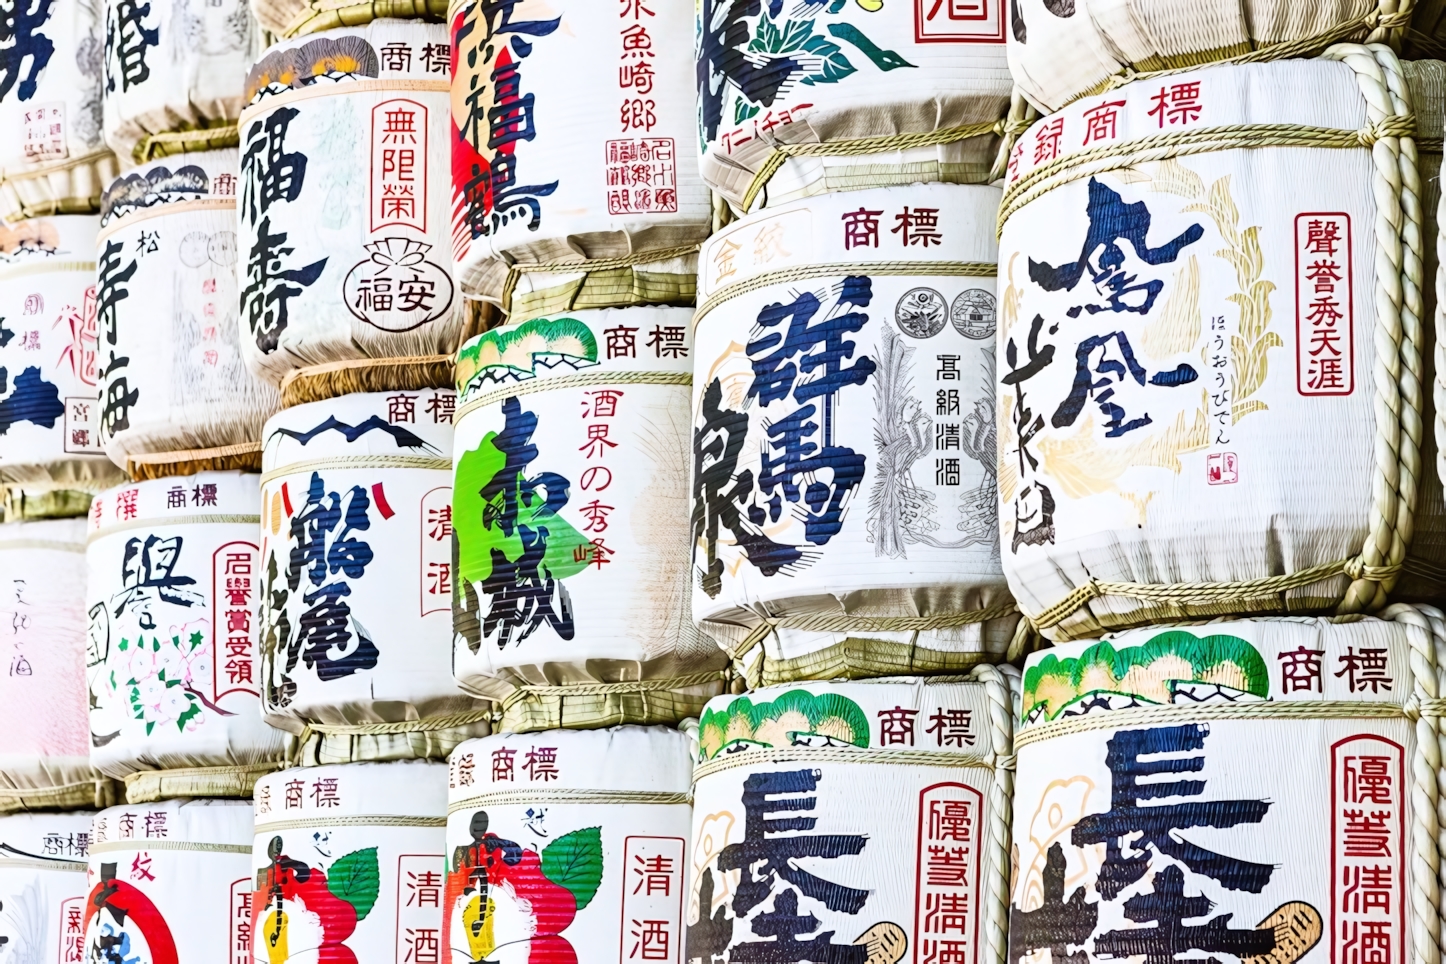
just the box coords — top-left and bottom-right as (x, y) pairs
(827, 23), (914, 71)
(540, 828), (604, 912)
(328, 847), (380, 921)
(801, 33), (854, 85)
(734, 98), (760, 125)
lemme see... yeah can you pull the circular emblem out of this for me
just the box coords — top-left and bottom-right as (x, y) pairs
(895, 288), (947, 338)
(951, 289), (997, 339)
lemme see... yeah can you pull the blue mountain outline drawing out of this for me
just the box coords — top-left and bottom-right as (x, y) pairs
(267, 415), (442, 454)
(0, 366), (64, 435)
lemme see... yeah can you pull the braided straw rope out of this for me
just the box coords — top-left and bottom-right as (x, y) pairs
(499, 243), (701, 319)
(255, 814), (448, 832)
(1002, 44), (1422, 637)
(449, 788), (690, 813)
(719, 602), (1019, 690)
(259, 455), (452, 486)
(279, 354), (456, 408)
(974, 663), (1019, 964)
(133, 126), (240, 166)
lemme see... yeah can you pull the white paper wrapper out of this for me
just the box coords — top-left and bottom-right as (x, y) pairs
(100, 0), (257, 166)
(1010, 607), (1444, 964)
(0, 518), (115, 812)
(451, 308), (724, 729)
(251, 761), (448, 964)
(95, 149), (280, 469)
(696, 0), (1011, 211)
(85, 471), (286, 789)
(1007, 0), (1396, 113)
(447, 0), (709, 307)
(692, 185), (1016, 684)
(0, 0), (115, 219)
(238, 22), (465, 387)
(688, 675), (1015, 964)
(444, 726), (692, 964)
(0, 812), (94, 962)
(85, 798), (253, 963)
(0, 216), (124, 493)
(995, 55), (1424, 639)
(259, 390), (488, 761)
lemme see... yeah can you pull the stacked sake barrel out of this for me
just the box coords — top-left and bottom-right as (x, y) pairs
(0, 812), (94, 958)
(684, 2), (1022, 686)
(83, 798), (253, 960)
(85, 473), (286, 803)
(998, 46), (1441, 638)
(444, 726), (693, 963)
(236, 10), (488, 779)
(0, 0), (115, 220)
(446, 0), (732, 733)
(251, 761), (447, 962)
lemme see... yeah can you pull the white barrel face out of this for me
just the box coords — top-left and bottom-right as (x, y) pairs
(447, 0), (709, 297)
(695, 0), (1010, 206)
(96, 149), (280, 464)
(100, 0), (256, 163)
(451, 308), (713, 689)
(85, 472), (284, 777)
(0, 216), (122, 486)
(1011, 616), (1424, 964)
(692, 185), (1013, 669)
(688, 678), (1008, 964)
(238, 22), (464, 386)
(0, 0), (107, 171)
(996, 58), (1384, 635)
(0, 519), (98, 798)
(85, 799), (254, 964)
(252, 761), (448, 964)
(444, 727), (693, 964)
(258, 390), (460, 725)
(0, 812), (94, 963)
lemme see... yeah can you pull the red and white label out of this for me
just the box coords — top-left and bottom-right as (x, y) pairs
(396, 853), (444, 964)
(213, 541), (259, 699)
(1296, 213), (1354, 396)
(1331, 734), (1405, 964)
(619, 836), (685, 963)
(914, 782), (982, 964)
(1206, 452), (1238, 485)
(371, 99), (429, 234)
(59, 895), (85, 963)
(230, 877), (252, 964)
(914, 0), (1003, 42)
(420, 486), (452, 616)
(606, 138), (678, 216)
(21, 102), (66, 162)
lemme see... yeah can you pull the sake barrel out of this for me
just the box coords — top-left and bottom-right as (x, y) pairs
(692, 184), (1017, 686)
(238, 22), (465, 395)
(85, 471), (287, 802)
(0, 215), (125, 500)
(252, 761), (448, 964)
(996, 49), (1428, 641)
(0, 0), (116, 220)
(100, 0), (257, 167)
(696, 0), (1012, 214)
(85, 798), (253, 963)
(449, 0), (708, 319)
(96, 149), (280, 478)
(451, 308), (725, 732)
(259, 390), (490, 763)
(687, 673), (1016, 964)
(444, 726), (692, 964)
(0, 812), (94, 960)
(1009, 605), (1444, 964)
(1007, 0), (1407, 114)
(0, 518), (118, 812)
